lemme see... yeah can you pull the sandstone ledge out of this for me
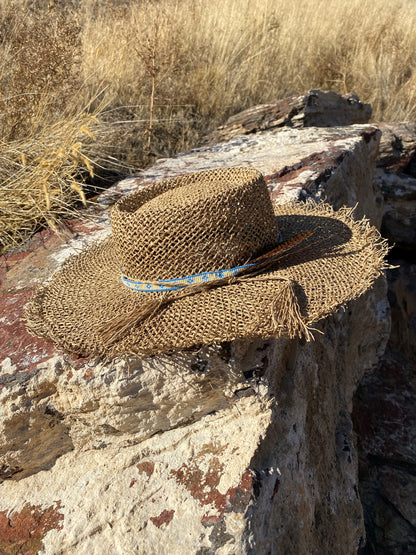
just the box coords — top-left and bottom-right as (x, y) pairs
(0, 124), (389, 554)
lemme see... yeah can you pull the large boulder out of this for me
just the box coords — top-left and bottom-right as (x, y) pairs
(0, 124), (388, 554)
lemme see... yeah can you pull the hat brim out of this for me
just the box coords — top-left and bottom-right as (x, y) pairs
(25, 201), (387, 358)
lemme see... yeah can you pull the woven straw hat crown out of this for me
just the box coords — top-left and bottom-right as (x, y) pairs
(112, 167), (280, 281)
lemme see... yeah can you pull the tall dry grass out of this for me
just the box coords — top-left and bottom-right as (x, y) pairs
(1, 0), (416, 252)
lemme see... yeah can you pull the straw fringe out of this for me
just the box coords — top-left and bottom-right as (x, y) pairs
(98, 294), (167, 346)
(269, 279), (313, 341)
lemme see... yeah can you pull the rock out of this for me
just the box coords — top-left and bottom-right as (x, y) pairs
(385, 261), (416, 360)
(377, 122), (416, 174)
(197, 92), (416, 554)
(110, 124), (382, 226)
(353, 165), (416, 555)
(353, 349), (416, 554)
(203, 90), (372, 145)
(0, 288), (389, 554)
(0, 124), (388, 553)
(375, 168), (416, 252)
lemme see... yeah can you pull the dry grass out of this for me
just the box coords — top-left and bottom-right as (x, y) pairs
(1, 0), (416, 252)
(0, 110), (100, 247)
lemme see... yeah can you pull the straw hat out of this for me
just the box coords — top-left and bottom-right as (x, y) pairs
(25, 167), (388, 358)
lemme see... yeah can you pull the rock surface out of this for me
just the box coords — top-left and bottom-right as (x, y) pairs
(203, 90), (372, 146)
(0, 123), (388, 554)
(353, 120), (416, 552)
(353, 347), (416, 554)
(354, 260), (416, 555)
(386, 262), (416, 358)
(377, 122), (416, 174)
(375, 122), (416, 253)
(376, 168), (416, 253)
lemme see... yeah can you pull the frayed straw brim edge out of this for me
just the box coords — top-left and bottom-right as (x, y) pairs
(274, 200), (391, 308)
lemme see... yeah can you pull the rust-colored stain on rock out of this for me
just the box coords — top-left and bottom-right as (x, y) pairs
(149, 509), (175, 528)
(0, 293), (56, 377)
(170, 443), (253, 522)
(82, 368), (96, 381)
(170, 444), (225, 508)
(201, 468), (253, 524)
(172, 457), (223, 506)
(0, 502), (64, 555)
(137, 461), (155, 479)
(266, 148), (346, 193)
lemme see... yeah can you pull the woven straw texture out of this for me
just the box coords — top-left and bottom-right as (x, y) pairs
(112, 167), (279, 281)
(25, 167), (388, 358)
